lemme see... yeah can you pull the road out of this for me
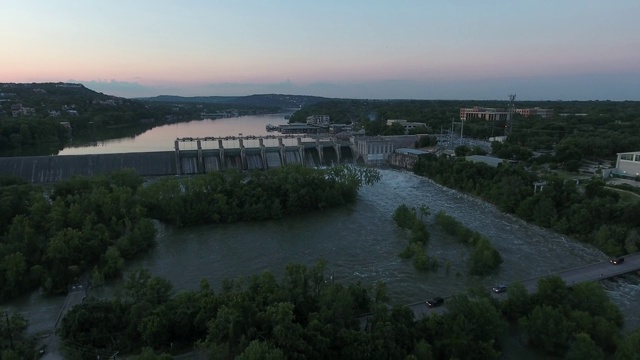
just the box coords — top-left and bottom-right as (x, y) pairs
(364, 253), (640, 321)
(39, 284), (88, 360)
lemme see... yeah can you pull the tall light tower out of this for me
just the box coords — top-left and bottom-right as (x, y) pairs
(505, 93), (516, 136)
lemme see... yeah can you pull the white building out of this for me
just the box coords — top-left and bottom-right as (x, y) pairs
(306, 115), (330, 125)
(615, 151), (640, 178)
(352, 136), (395, 165)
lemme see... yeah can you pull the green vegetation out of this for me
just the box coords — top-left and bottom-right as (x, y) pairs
(0, 170), (155, 299)
(57, 264), (636, 359)
(0, 311), (35, 359)
(0, 165), (380, 301)
(393, 204), (438, 272)
(139, 165), (381, 227)
(293, 99), (640, 152)
(414, 155), (640, 256)
(434, 211), (503, 275)
(0, 83), (282, 156)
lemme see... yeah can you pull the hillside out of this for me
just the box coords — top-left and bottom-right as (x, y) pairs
(139, 93), (331, 109)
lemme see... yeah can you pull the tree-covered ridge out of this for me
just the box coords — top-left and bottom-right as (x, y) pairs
(0, 83), (281, 156)
(413, 154), (640, 256)
(0, 170), (156, 299)
(56, 263), (636, 359)
(139, 165), (381, 227)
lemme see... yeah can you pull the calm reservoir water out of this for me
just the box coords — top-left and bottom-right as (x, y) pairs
(7, 114), (640, 337)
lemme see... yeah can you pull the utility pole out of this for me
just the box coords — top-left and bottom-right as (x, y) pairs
(451, 117), (464, 148)
(4, 311), (14, 351)
(506, 94), (516, 136)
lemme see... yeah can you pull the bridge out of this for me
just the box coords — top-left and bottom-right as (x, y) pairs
(39, 281), (90, 359)
(363, 253), (640, 323)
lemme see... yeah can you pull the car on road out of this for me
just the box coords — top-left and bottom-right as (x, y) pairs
(426, 297), (444, 308)
(492, 285), (507, 293)
(610, 257), (625, 265)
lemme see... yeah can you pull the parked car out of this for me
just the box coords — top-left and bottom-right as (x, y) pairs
(492, 285), (507, 293)
(610, 257), (625, 265)
(426, 297), (444, 308)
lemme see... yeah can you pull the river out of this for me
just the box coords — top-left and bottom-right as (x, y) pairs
(5, 114), (640, 338)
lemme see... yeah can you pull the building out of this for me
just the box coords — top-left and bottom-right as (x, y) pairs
(460, 107), (553, 120)
(515, 107), (554, 118)
(352, 136), (395, 165)
(306, 115), (330, 125)
(386, 119), (426, 133)
(459, 107), (509, 121)
(615, 151), (640, 178)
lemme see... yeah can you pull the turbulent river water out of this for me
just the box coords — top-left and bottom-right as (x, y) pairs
(5, 115), (640, 337)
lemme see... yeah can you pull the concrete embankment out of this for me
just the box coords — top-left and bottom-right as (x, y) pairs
(0, 152), (176, 183)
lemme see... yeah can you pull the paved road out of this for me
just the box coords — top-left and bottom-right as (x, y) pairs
(364, 253), (640, 322)
(39, 284), (88, 360)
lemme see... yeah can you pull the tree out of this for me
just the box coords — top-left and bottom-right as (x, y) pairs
(124, 269), (173, 305)
(533, 276), (569, 308)
(236, 340), (286, 360)
(468, 238), (502, 275)
(615, 328), (640, 360)
(519, 305), (574, 355)
(392, 204), (417, 229)
(501, 282), (531, 321)
(384, 122), (406, 135)
(565, 333), (604, 360)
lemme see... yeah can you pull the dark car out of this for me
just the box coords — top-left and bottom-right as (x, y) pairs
(610, 257), (625, 265)
(492, 285), (507, 293)
(426, 297), (444, 308)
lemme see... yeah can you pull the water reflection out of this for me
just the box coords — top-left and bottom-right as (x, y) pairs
(59, 114), (291, 155)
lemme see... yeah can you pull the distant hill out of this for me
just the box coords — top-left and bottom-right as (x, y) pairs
(138, 94), (332, 109)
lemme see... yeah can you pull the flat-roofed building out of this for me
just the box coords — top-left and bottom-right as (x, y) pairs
(460, 106), (553, 120)
(459, 107), (509, 121)
(615, 151), (640, 178)
(515, 107), (554, 118)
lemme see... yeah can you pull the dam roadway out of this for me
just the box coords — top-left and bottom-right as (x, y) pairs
(369, 252), (640, 320)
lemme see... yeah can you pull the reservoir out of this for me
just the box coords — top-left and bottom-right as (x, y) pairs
(6, 114), (640, 337)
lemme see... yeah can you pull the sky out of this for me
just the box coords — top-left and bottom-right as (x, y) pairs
(1, 1), (639, 100)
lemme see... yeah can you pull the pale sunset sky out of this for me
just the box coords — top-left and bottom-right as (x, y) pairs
(1, 1), (639, 100)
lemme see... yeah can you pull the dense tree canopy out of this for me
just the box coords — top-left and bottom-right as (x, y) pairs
(139, 165), (380, 227)
(0, 170), (155, 299)
(57, 265), (636, 359)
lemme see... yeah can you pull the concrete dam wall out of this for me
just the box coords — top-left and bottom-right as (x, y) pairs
(0, 152), (177, 183)
(0, 146), (355, 184)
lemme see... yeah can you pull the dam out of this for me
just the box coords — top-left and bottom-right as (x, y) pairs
(0, 134), (427, 183)
(174, 135), (353, 174)
(0, 135), (354, 183)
